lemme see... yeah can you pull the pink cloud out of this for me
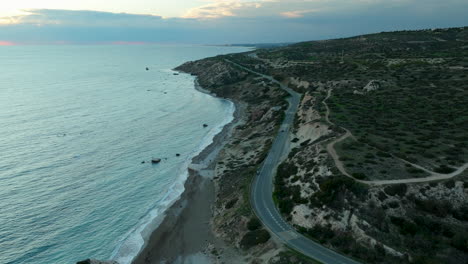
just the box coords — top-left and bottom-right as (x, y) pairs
(183, 1), (262, 19)
(280, 9), (319, 18)
(0, 40), (15, 46)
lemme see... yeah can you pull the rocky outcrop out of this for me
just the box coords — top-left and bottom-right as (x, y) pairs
(175, 56), (293, 262)
(362, 80), (380, 92)
(175, 60), (249, 97)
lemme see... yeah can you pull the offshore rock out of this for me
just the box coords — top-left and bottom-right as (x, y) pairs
(76, 259), (118, 264)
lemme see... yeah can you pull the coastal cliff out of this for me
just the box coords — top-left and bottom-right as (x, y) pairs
(84, 27), (467, 264)
(222, 27), (467, 264)
(173, 27), (468, 264)
(176, 58), (303, 262)
(130, 55), (301, 264)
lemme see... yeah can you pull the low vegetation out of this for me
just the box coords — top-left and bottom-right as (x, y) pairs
(239, 229), (271, 250)
(180, 27), (468, 263)
(254, 27), (468, 264)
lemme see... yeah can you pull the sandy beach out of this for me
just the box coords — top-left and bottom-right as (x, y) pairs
(132, 80), (243, 264)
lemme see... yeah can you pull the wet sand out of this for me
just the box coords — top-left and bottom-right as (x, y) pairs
(132, 81), (242, 264)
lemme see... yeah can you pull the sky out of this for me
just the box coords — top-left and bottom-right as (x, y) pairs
(0, 0), (467, 45)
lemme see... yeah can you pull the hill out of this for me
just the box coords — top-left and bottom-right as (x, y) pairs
(177, 27), (468, 264)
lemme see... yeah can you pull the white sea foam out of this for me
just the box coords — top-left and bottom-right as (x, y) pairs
(0, 45), (251, 264)
(111, 79), (235, 264)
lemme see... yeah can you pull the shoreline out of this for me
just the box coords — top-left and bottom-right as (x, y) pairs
(131, 76), (243, 264)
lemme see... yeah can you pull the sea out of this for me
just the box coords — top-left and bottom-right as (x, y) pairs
(0, 44), (250, 264)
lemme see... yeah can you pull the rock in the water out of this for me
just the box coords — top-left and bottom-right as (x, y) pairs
(76, 259), (118, 264)
(176, 153), (180, 157)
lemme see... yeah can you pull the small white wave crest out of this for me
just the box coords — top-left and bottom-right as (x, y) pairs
(110, 81), (235, 264)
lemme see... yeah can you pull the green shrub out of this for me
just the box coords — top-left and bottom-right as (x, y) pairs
(384, 184), (407, 196)
(411, 256), (441, 264)
(414, 199), (452, 217)
(225, 198), (238, 209)
(240, 229), (271, 250)
(452, 205), (468, 221)
(306, 225), (335, 243)
(390, 216), (418, 235)
(273, 74), (285, 81)
(414, 215), (443, 235)
(274, 162), (301, 215)
(313, 176), (368, 206)
(352, 172), (368, 180)
(377, 151), (392, 158)
(278, 198), (294, 215)
(374, 243), (386, 256)
(276, 162), (298, 181)
(247, 217), (262, 231)
(330, 232), (354, 248)
(451, 232), (468, 252)
(443, 180), (455, 188)
(434, 165), (456, 174)
(377, 191), (388, 201)
(407, 167), (424, 174)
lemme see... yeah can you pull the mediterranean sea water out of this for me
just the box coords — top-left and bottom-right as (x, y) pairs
(0, 44), (249, 264)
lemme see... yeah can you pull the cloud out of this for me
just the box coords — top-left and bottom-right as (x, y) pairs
(181, 0), (328, 19)
(181, 0), (431, 20)
(3, 9), (163, 27)
(280, 9), (319, 18)
(182, 1), (263, 19)
(0, 40), (15, 46)
(0, 0), (467, 45)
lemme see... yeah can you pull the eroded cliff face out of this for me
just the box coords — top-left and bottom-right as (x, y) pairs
(78, 56), (307, 264)
(177, 57), (317, 263)
(179, 30), (468, 264)
(176, 59), (249, 98)
(239, 28), (468, 264)
(79, 28), (468, 264)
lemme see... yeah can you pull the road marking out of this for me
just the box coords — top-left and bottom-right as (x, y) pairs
(229, 58), (361, 264)
(278, 230), (299, 241)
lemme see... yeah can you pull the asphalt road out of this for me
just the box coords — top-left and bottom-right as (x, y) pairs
(226, 59), (362, 264)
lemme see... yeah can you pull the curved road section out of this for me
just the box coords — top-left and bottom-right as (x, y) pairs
(225, 59), (361, 264)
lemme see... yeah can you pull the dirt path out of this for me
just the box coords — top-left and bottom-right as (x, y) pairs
(322, 89), (468, 185)
(226, 59), (362, 264)
(323, 89), (354, 178)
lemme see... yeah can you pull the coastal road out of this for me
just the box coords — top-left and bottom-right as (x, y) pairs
(225, 59), (361, 264)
